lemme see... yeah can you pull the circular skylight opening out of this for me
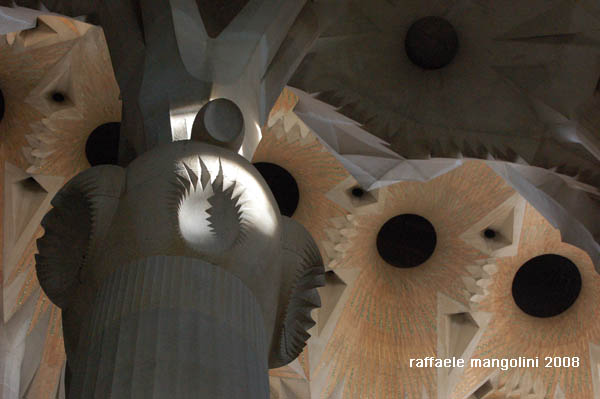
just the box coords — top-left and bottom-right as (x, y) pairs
(253, 162), (299, 217)
(512, 254), (582, 318)
(405, 16), (459, 70)
(351, 187), (365, 198)
(483, 228), (496, 239)
(377, 214), (437, 268)
(51, 92), (66, 103)
(85, 122), (121, 166)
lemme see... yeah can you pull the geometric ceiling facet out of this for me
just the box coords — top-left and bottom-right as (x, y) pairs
(18, 305), (52, 398)
(316, 271), (346, 335)
(346, 184), (378, 207)
(12, 176), (47, 241)
(24, 44), (79, 117)
(288, 0), (600, 195)
(464, 201), (600, 399)
(195, 0), (250, 38)
(495, 0), (600, 40)
(447, 312), (479, 361)
(2, 162), (64, 321)
(266, 89), (314, 147)
(467, 378), (493, 399)
(307, 267), (359, 379)
(18, 24), (122, 178)
(437, 293), (492, 399)
(279, 377), (311, 399)
(11, 15), (91, 51)
(308, 360), (346, 399)
(459, 193), (526, 257)
(325, 175), (386, 216)
(19, 18), (58, 48)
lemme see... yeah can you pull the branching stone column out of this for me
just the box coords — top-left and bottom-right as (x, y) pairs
(35, 141), (324, 399)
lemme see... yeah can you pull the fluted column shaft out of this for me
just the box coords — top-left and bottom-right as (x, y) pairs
(69, 256), (269, 399)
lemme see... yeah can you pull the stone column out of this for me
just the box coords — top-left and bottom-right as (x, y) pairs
(69, 256), (269, 398)
(35, 141), (325, 399)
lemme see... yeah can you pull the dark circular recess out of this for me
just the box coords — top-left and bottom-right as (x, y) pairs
(253, 162), (299, 217)
(405, 16), (459, 70)
(51, 92), (66, 103)
(377, 214), (437, 268)
(0, 88), (4, 123)
(85, 122), (121, 166)
(483, 228), (496, 239)
(512, 254), (582, 318)
(351, 187), (365, 198)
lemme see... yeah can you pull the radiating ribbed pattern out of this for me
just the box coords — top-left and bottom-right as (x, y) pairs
(69, 256), (269, 399)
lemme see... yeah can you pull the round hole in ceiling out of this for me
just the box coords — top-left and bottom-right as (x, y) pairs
(483, 228), (496, 239)
(377, 214), (437, 268)
(512, 254), (582, 318)
(85, 122), (121, 166)
(405, 16), (459, 70)
(0, 88), (5, 123)
(253, 162), (299, 217)
(351, 187), (365, 198)
(51, 91), (66, 103)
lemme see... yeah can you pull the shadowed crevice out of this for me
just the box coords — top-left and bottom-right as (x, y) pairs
(195, 0), (250, 38)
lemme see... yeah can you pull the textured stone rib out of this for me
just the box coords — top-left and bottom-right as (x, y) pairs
(69, 256), (269, 398)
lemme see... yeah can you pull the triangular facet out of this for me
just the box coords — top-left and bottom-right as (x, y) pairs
(38, 15), (93, 38)
(269, 364), (303, 380)
(325, 176), (387, 215)
(497, 208), (515, 244)
(24, 47), (79, 116)
(12, 177), (47, 240)
(469, 379), (493, 399)
(335, 128), (398, 159)
(492, 56), (600, 119)
(317, 271), (347, 334)
(196, 0), (250, 38)
(308, 361), (345, 399)
(307, 268), (359, 377)
(280, 377), (311, 398)
(20, 18), (58, 48)
(21, 362), (40, 398)
(496, 1), (600, 40)
(287, 358), (307, 381)
(3, 163), (64, 288)
(13, 15), (89, 50)
(459, 193), (526, 257)
(19, 306), (52, 398)
(437, 294), (493, 397)
(447, 312), (479, 360)
(492, 65), (552, 97)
